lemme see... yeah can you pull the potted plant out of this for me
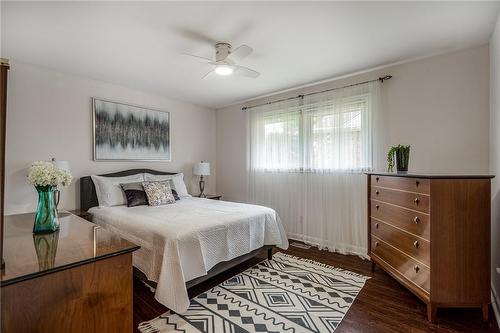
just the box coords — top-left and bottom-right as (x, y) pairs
(387, 145), (411, 173)
(28, 161), (72, 234)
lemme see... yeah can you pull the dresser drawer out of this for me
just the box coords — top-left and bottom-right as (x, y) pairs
(371, 175), (430, 194)
(370, 200), (430, 240)
(370, 186), (430, 213)
(371, 219), (430, 266)
(371, 236), (430, 293)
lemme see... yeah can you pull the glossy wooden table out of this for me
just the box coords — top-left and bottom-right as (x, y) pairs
(1, 211), (139, 333)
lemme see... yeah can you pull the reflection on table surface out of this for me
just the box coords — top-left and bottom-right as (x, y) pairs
(1, 211), (138, 285)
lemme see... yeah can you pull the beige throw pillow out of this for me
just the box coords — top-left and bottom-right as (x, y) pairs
(142, 181), (176, 206)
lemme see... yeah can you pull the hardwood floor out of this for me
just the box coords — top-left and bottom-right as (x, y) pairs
(133, 243), (499, 333)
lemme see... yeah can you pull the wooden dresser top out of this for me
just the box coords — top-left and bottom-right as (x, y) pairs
(366, 172), (494, 179)
(1, 211), (139, 287)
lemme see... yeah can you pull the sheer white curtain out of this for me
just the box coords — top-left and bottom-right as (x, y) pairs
(248, 81), (380, 257)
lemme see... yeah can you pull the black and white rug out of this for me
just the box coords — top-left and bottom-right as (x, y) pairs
(139, 252), (368, 333)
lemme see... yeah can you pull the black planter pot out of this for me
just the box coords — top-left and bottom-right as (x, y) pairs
(394, 148), (410, 173)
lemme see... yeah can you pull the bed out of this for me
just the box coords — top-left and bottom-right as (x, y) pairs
(80, 169), (288, 313)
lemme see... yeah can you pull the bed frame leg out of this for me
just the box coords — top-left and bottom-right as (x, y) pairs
(267, 248), (273, 260)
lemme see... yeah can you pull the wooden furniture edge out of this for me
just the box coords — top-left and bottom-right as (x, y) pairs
(365, 172), (494, 179)
(1, 245), (139, 287)
(0, 60), (9, 269)
(1, 252), (134, 332)
(429, 178), (491, 321)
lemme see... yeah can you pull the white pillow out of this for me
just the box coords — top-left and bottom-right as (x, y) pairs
(91, 174), (145, 207)
(144, 173), (190, 197)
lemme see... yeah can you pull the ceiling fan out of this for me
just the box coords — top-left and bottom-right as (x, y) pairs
(183, 42), (260, 79)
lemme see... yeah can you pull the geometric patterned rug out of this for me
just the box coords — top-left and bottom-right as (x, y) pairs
(139, 252), (369, 333)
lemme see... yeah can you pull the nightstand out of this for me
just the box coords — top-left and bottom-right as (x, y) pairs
(200, 194), (222, 200)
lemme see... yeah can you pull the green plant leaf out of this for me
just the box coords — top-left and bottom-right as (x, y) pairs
(387, 145), (411, 172)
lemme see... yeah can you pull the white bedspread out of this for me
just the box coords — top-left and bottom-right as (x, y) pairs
(89, 197), (288, 313)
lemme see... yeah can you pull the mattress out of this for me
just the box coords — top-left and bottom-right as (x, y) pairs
(89, 197), (288, 313)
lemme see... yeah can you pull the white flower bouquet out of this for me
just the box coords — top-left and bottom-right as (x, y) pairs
(28, 161), (72, 187)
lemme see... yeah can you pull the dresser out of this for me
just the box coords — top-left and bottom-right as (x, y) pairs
(1, 211), (139, 333)
(367, 173), (493, 322)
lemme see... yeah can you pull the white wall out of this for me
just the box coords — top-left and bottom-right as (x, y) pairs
(216, 45), (490, 203)
(490, 11), (500, 318)
(5, 62), (217, 214)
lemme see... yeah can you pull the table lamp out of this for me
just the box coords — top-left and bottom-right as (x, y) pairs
(193, 161), (210, 197)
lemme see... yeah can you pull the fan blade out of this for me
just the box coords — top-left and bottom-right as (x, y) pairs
(234, 65), (260, 78)
(182, 53), (213, 63)
(175, 27), (217, 45)
(201, 69), (216, 80)
(229, 44), (253, 60)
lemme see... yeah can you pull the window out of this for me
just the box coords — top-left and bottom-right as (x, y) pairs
(250, 90), (373, 172)
(305, 97), (368, 171)
(261, 111), (300, 170)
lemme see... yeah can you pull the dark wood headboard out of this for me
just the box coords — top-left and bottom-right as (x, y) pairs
(80, 169), (177, 211)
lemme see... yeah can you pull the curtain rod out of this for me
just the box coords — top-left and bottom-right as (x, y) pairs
(241, 75), (392, 111)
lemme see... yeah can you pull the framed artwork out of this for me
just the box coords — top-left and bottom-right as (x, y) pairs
(92, 98), (171, 161)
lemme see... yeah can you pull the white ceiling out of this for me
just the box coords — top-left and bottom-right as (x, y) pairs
(2, 1), (499, 109)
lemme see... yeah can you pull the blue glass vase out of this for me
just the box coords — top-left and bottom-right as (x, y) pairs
(33, 185), (59, 234)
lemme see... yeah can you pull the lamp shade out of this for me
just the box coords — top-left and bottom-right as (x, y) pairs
(52, 160), (70, 172)
(193, 162), (210, 176)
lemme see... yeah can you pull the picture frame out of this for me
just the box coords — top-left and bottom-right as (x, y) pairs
(92, 98), (171, 161)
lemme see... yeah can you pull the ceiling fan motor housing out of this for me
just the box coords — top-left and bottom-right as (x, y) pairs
(215, 42), (232, 62)
(182, 41), (258, 78)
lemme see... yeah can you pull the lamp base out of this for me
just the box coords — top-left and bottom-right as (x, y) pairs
(199, 176), (205, 198)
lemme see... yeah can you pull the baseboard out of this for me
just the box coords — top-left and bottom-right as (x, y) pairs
(287, 233), (369, 259)
(492, 285), (500, 328)
(290, 241), (311, 249)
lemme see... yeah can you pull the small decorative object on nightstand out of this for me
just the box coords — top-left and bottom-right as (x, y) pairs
(193, 161), (210, 197)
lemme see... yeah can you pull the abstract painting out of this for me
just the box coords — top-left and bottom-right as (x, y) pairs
(93, 98), (171, 161)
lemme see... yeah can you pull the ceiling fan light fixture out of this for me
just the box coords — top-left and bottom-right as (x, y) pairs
(215, 64), (233, 76)
(182, 42), (259, 79)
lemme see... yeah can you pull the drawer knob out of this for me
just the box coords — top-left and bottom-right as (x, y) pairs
(413, 216), (420, 224)
(376, 177), (380, 182)
(415, 180), (420, 187)
(414, 198), (420, 205)
(375, 241), (379, 247)
(375, 190), (380, 195)
(376, 204), (380, 210)
(414, 265), (420, 273)
(413, 241), (419, 248)
(375, 223), (379, 229)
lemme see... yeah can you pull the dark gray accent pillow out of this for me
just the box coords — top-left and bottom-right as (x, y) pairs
(171, 189), (180, 201)
(120, 182), (148, 207)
